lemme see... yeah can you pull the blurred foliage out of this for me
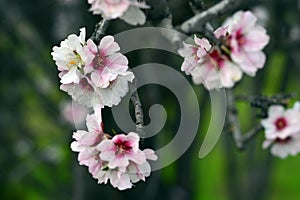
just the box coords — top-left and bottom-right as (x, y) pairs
(0, 0), (300, 199)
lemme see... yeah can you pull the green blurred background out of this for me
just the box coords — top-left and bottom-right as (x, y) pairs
(0, 0), (300, 199)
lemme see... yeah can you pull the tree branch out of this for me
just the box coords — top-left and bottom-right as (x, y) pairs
(236, 93), (297, 118)
(226, 89), (243, 149)
(90, 19), (109, 43)
(227, 91), (264, 149)
(242, 124), (263, 145)
(178, 0), (238, 35)
(188, 1), (220, 45)
(129, 80), (144, 137)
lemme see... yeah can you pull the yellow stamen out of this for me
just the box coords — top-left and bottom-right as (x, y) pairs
(69, 60), (77, 65)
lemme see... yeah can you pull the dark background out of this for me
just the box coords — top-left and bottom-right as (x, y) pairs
(0, 0), (300, 199)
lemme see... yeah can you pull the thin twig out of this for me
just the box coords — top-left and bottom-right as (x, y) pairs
(227, 90), (265, 149)
(226, 89), (243, 149)
(90, 19), (109, 43)
(178, 0), (238, 35)
(188, 1), (220, 45)
(236, 93), (297, 118)
(129, 80), (144, 137)
(236, 93), (297, 104)
(242, 124), (263, 145)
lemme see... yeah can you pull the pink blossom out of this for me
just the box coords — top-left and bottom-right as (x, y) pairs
(84, 36), (128, 88)
(103, 153), (156, 190)
(127, 149), (157, 182)
(71, 106), (107, 166)
(220, 11), (270, 76)
(88, 0), (130, 19)
(53, 32), (133, 108)
(60, 77), (103, 108)
(93, 168), (135, 190)
(191, 49), (242, 89)
(263, 135), (300, 159)
(214, 26), (229, 39)
(104, 169), (133, 190)
(92, 147), (157, 190)
(179, 36), (242, 90)
(261, 105), (300, 140)
(96, 71), (135, 107)
(79, 131), (158, 190)
(97, 132), (146, 169)
(87, 0), (149, 25)
(61, 66), (134, 108)
(51, 28), (87, 84)
(177, 43), (198, 74)
(261, 104), (300, 158)
(70, 107), (112, 182)
(72, 125), (157, 190)
(178, 36), (211, 75)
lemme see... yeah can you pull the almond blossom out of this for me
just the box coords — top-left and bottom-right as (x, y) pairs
(62, 70), (134, 107)
(96, 71), (134, 107)
(261, 104), (300, 158)
(178, 36), (242, 90)
(263, 134), (300, 159)
(127, 149), (157, 183)
(52, 29), (134, 108)
(88, 0), (130, 19)
(92, 148), (157, 190)
(261, 105), (300, 140)
(97, 132), (146, 169)
(60, 77), (104, 108)
(71, 106), (107, 167)
(70, 107), (110, 184)
(87, 0), (149, 25)
(94, 133), (157, 190)
(70, 109), (116, 186)
(84, 36), (129, 88)
(219, 11), (270, 76)
(70, 106), (157, 190)
(51, 28), (88, 84)
(178, 36), (212, 75)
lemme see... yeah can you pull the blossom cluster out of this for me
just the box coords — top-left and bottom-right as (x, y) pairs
(71, 107), (157, 190)
(51, 27), (134, 108)
(87, 0), (149, 25)
(179, 10), (270, 90)
(261, 102), (300, 158)
(51, 28), (157, 190)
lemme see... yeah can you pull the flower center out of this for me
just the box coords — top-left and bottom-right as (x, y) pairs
(92, 53), (106, 69)
(67, 51), (83, 69)
(236, 29), (245, 46)
(67, 57), (81, 69)
(275, 117), (287, 131)
(114, 139), (132, 155)
(209, 49), (225, 69)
